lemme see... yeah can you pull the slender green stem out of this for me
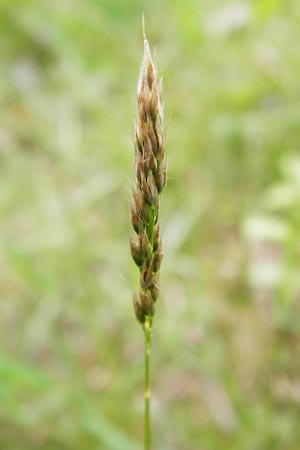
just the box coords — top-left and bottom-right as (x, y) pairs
(144, 317), (152, 450)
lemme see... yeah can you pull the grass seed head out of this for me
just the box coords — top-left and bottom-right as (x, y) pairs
(130, 31), (166, 325)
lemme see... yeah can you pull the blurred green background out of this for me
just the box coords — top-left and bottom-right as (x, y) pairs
(1, 0), (300, 449)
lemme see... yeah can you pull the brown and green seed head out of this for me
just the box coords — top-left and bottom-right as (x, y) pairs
(130, 34), (166, 325)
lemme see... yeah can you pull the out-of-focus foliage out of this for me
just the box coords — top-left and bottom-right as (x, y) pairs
(1, 0), (300, 449)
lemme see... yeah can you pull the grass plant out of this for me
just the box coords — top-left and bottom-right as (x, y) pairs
(130, 25), (166, 450)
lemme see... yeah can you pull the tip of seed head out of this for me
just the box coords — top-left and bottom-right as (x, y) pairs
(137, 18), (155, 97)
(141, 14), (153, 68)
(142, 13), (146, 42)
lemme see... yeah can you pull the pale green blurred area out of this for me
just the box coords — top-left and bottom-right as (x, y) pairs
(1, 0), (300, 448)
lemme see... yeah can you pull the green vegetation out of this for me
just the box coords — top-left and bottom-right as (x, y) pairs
(1, 0), (300, 449)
